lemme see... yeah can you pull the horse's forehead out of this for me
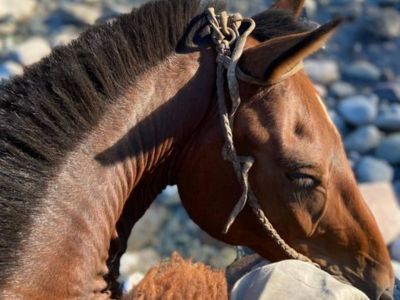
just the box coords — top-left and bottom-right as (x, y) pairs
(264, 73), (340, 162)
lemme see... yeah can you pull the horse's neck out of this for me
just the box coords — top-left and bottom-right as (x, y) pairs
(4, 50), (216, 299)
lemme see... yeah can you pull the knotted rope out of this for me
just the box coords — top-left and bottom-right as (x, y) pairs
(206, 8), (317, 265)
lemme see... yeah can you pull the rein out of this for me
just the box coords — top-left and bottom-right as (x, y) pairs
(206, 8), (317, 266)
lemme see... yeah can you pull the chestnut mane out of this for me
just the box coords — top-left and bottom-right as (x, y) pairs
(127, 252), (227, 300)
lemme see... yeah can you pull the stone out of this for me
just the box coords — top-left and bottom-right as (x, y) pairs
(376, 134), (400, 164)
(14, 37), (51, 66)
(157, 185), (180, 206)
(0, 19), (16, 35)
(60, 3), (103, 25)
(337, 95), (378, 126)
(231, 260), (369, 300)
(0, 61), (23, 80)
(344, 125), (381, 153)
(376, 104), (400, 131)
(355, 156), (394, 183)
(365, 8), (400, 40)
(126, 205), (168, 251)
(304, 59), (340, 85)
(394, 180), (400, 199)
(3, 61), (23, 76)
(0, 0), (37, 22)
(51, 27), (79, 47)
(342, 61), (381, 83)
(391, 239), (400, 262)
(374, 82), (400, 102)
(210, 247), (237, 269)
(121, 272), (144, 294)
(304, 0), (317, 16)
(330, 81), (357, 98)
(328, 110), (348, 135)
(359, 182), (400, 244)
(119, 248), (160, 280)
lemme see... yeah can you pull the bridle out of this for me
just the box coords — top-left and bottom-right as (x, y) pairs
(205, 7), (317, 266)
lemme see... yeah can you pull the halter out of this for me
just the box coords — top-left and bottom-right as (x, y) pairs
(206, 8), (317, 266)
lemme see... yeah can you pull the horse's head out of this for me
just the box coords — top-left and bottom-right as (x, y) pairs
(177, 1), (394, 299)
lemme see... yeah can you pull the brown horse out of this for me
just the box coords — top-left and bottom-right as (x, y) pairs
(0, 0), (394, 299)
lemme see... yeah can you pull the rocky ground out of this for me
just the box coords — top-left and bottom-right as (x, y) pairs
(1, 0), (400, 292)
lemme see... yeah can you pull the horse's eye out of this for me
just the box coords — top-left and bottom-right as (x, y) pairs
(287, 173), (320, 189)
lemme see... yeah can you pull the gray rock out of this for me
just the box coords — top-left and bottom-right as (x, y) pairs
(391, 239), (400, 262)
(365, 8), (400, 40)
(50, 27), (79, 47)
(0, 0), (37, 21)
(329, 110), (348, 136)
(210, 247), (237, 269)
(374, 82), (400, 102)
(337, 95), (378, 126)
(14, 37), (51, 66)
(376, 134), (400, 164)
(127, 205), (168, 251)
(0, 61), (23, 80)
(231, 260), (369, 300)
(376, 104), (400, 131)
(355, 156), (394, 183)
(394, 261), (400, 281)
(0, 19), (16, 35)
(330, 81), (357, 98)
(394, 180), (400, 199)
(342, 61), (381, 83)
(344, 125), (381, 153)
(60, 3), (103, 25)
(359, 182), (400, 244)
(304, 59), (340, 85)
(119, 248), (160, 279)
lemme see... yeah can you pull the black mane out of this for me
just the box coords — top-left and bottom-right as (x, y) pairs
(0, 0), (308, 285)
(0, 0), (223, 284)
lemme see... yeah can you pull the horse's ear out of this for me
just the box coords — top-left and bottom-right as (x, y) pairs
(271, 0), (305, 18)
(239, 19), (342, 84)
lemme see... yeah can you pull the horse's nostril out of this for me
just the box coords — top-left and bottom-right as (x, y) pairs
(379, 289), (394, 300)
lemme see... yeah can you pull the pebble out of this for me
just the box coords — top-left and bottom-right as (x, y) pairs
(330, 81), (357, 98)
(375, 134), (400, 164)
(127, 205), (168, 251)
(119, 248), (160, 278)
(355, 156), (394, 183)
(210, 247), (237, 269)
(60, 3), (103, 25)
(342, 61), (381, 83)
(337, 95), (378, 126)
(344, 125), (382, 153)
(50, 27), (79, 47)
(14, 37), (51, 66)
(0, 0), (37, 22)
(122, 272), (144, 294)
(304, 59), (340, 85)
(329, 110), (349, 135)
(376, 104), (400, 131)
(392, 239), (400, 262)
(365, 8), (400, 40)
(0, 61), (23, 80)
(374, 82), (400, 102)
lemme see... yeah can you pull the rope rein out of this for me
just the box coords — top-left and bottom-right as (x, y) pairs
(206, 8), (317, 266)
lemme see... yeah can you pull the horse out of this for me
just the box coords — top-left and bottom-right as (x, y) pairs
(0, 0), (394, 299)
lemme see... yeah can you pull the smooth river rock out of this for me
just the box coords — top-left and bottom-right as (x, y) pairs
(376, 134), (400, 164)
(337, 95), (378, 126)
(355, 156), (394, 183)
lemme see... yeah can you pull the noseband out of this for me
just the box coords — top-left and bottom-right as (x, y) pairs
(206, 8), (317, 266)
